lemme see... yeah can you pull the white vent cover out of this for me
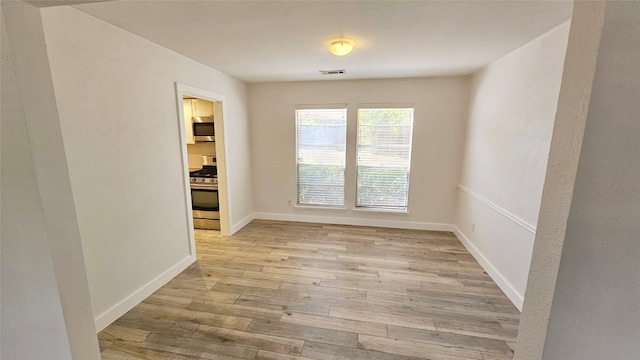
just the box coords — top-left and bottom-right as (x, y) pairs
(319, 69), (346, 75)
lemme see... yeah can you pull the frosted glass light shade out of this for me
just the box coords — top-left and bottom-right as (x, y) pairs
(329, 39), (354, 56)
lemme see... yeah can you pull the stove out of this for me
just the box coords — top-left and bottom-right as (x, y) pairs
(189, 165), (218, 186)
(189, 164), (220, 230)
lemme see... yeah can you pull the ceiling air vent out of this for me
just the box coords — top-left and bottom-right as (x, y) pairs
(320, 69), (346, 75)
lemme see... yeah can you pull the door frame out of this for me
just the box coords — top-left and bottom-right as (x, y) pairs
(175, 83), (232, 255)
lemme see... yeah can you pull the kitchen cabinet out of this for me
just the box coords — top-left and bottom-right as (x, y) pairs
(183, 99), (194, 144)
(192, 99), (213, 117)
(183, 98), (214, 144)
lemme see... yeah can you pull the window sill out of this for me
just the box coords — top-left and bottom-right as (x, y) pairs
(353, 207), (409, 215)
(294, 204), (348, 211)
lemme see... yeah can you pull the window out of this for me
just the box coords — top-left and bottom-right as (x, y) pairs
(296, 106), (347, 206)
(356, 107), (414, 210)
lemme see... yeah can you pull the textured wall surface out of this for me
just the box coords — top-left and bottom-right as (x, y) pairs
(455, 22), (570, 308)
(515, 2), (607, 359)
(543, 2), (640, 358)
(1, 1), (100, 358)
(249, 77), (469, 230)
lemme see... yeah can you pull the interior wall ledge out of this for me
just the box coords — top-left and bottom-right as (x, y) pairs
(457, 184), (537, 234)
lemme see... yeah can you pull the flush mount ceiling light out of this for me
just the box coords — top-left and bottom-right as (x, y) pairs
(329, 38), (355, 56)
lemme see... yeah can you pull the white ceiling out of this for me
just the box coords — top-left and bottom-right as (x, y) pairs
(71, 0), (573, 83)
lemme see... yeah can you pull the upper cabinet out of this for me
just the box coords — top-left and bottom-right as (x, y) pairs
(192, 99), (213, 117)
(183, 99), (194, 144)
(183, 98), (214, 144)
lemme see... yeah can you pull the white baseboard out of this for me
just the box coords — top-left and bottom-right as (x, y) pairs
(453, 226), (524, 310)
(230, 212), (255, 235)
(254, 212), (454, 232)
(93, 255), (195, 332)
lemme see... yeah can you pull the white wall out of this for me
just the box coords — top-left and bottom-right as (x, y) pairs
(514, 2), (606, 357)
(1, 1), (100, 358)
(249, 77), (469, 230)
(455, 22), (570, 309)
(1, 6), (71, 359)
(39, 5), (253, 330)
(187, 142), (216, 169)
(542, 1), (640, 357)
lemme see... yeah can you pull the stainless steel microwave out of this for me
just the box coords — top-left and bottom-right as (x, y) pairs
(193, 116), (215, 142)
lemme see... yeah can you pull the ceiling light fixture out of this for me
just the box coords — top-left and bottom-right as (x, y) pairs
(329, 38), (354, 56)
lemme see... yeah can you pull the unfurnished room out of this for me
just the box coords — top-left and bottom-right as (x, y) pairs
(2, 1), (638, 359)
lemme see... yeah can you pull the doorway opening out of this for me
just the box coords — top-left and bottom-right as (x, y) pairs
(175, 83), (231, 258)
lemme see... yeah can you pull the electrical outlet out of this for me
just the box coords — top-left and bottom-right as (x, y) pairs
(471, 223), (476, 232)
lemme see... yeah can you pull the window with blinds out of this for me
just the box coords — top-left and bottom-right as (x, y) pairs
(356, 107), (414, 210)
(296, 106), (347, 206)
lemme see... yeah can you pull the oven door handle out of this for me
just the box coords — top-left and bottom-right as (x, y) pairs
(190, 184), (218, 190)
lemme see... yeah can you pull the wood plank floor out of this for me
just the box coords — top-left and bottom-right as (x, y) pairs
(99, 220), (520, 360)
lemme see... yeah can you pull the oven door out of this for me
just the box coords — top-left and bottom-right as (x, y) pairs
(190, 184), (220, 229)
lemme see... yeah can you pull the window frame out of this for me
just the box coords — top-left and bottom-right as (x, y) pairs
(295, 104), (348, 208)
(354, 104), (415, 211)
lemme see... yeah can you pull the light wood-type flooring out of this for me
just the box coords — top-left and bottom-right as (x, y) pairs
(99, 220), (520, 360)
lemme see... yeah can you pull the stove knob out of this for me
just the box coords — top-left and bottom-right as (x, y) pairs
(190, 177), (195, 183)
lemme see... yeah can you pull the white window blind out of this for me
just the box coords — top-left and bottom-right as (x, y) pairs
(296, 106), (347, 206)
(356, 107), (414, 210)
